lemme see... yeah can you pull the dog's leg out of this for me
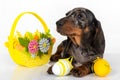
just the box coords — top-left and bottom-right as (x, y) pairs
(50, 40), (67, 62)
(47, 65), (53, 74)
(71, 62), (93, 77)
(47, 42), (64, 74)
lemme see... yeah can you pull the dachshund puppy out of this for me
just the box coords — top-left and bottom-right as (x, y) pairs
(47, 7), (105, 77)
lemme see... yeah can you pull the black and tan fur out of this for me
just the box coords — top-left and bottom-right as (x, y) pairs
(47, 7), (105, 77)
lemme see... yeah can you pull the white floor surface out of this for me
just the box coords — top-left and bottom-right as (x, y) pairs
(0, 53), (120, 80)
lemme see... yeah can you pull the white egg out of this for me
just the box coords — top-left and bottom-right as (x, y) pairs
(52, 57), (73, 76)
(52, 62), (61, 75)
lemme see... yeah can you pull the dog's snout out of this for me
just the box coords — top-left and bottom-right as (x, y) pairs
(56, 20), (64, 27)
(56, 18), (67, 27)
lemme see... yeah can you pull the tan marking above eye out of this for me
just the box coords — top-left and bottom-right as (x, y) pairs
(84, 27), (89, 33)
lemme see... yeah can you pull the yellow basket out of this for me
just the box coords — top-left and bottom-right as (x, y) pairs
(5, 12), (55, 67)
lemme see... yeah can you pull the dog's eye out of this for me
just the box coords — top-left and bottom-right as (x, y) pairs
(77, 13), (86, 20)
(78, 14), (83, 19)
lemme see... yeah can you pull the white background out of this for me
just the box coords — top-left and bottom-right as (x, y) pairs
(0, 0), (120, 80)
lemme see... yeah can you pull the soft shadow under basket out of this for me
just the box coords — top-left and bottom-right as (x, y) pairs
(5, 12), (55, 67)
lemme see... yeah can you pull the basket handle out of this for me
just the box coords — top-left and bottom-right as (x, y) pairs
(10, 12), (49, 38)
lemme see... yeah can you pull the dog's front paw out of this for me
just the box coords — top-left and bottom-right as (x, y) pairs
(71, 66), (87, 77)
(47, 65), (53, 74)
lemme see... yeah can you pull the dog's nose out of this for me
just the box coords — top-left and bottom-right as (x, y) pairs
(56, 20), (64, 27)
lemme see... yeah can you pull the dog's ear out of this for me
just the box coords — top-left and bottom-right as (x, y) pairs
(92, 20), (105, 54)
(86, 9), (95, 25)
(86, 9), (105, 54)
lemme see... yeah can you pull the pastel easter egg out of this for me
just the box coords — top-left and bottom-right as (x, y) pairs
(52, 57), (73, 76)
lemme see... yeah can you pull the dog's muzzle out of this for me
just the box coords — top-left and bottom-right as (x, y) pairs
(56, 17), (66, 28)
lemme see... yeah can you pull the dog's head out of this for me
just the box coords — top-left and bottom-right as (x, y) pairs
(56, 8), (102, 47)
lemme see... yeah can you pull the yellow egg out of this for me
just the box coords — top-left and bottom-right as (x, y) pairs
(93, 57), (111, 77)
